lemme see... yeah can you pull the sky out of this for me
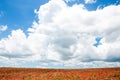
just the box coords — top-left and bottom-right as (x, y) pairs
(0, 0), (120, 68)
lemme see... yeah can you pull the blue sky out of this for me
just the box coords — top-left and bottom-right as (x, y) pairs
(0, 0), (120, 68)
(65, 0), (119, 10)
(0, 0), (49, 38)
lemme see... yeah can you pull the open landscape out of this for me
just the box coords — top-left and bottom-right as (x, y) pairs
(0, 0), (120, 80)
(0, 67), (120, 80)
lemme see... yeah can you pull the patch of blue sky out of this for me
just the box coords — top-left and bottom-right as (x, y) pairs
(64, 0), (84, 6)
(64, 0), (120, 10)
(93, 37), (102, 47)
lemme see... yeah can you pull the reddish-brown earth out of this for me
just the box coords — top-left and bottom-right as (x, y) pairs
(0, 67), (120, 80)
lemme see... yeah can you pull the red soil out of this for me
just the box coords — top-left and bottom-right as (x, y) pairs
(0, 67), (120, 80)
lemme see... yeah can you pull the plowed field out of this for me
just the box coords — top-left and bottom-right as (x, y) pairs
(0, 67), (120, 80)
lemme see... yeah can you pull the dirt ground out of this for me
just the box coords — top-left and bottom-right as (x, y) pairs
(0, 67), (120, 80)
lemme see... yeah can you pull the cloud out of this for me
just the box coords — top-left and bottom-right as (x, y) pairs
(85, 0), (97, 4)
(0, 25), (8, 32)
(0, 0), (120, 68)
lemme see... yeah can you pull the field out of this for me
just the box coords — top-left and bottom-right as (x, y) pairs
(0, 67), (120, 80)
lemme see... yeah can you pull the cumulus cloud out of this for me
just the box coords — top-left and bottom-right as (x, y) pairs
(85, 0), (97, 4)
(0, 25), (8, 32)
(0, 0), (120, 68)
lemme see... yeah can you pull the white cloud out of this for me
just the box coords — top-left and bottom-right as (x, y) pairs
(0, 25), (8, 32)
(0, 0), (120, 68)
(85, 0), (97, 4)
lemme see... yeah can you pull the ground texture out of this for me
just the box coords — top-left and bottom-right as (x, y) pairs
(0, 67), (120, 80)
